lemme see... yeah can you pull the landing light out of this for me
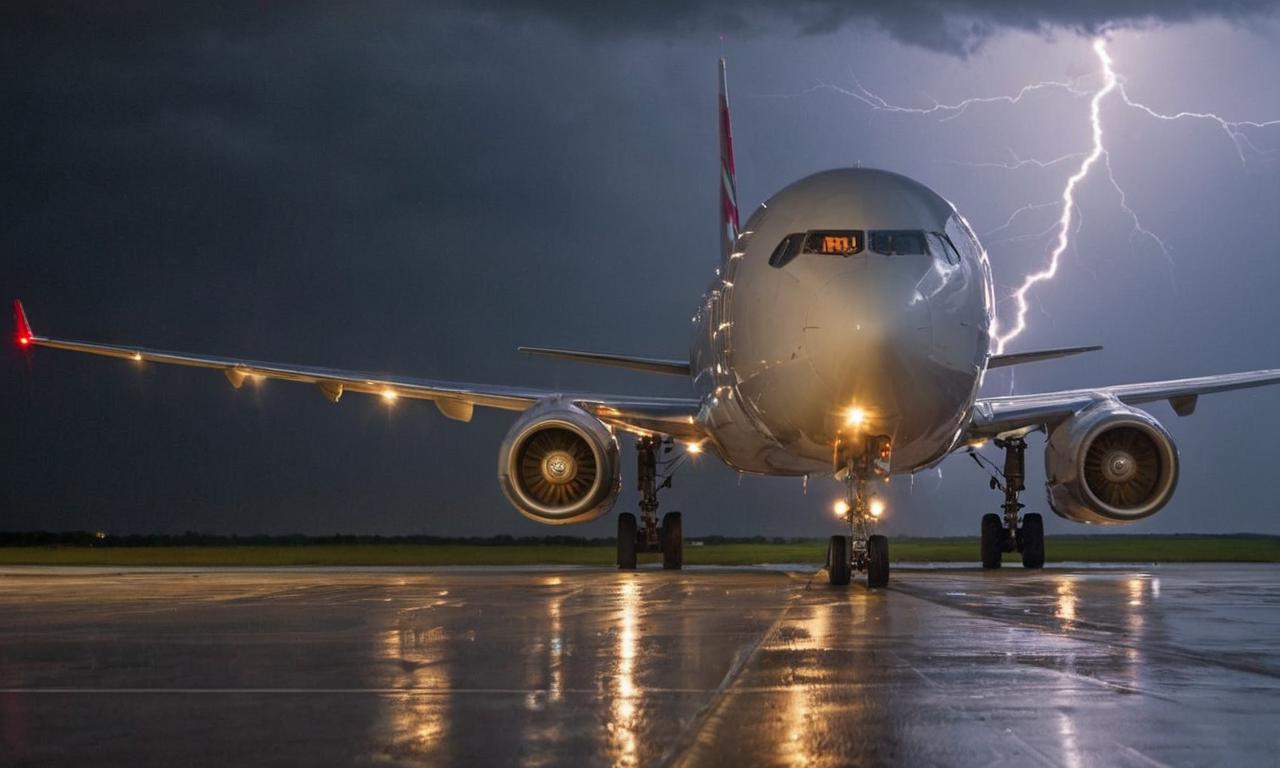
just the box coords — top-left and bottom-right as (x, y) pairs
(833, 499), (850, 518)
(869, 498), (886, 519)
(17, 336), (30, 347)
(684, 441), (704, 455)
(845, 407), (867, 428)
(381, 389), (398, 403)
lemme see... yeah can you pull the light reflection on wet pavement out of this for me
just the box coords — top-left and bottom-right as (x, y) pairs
(0, 565), (1277, 766)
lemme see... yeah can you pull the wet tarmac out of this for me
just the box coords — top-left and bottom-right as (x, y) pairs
(1, 564), (1278, 767)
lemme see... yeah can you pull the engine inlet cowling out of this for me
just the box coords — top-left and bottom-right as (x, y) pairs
(1045, 401), (1179, 525)
(498, 399), (621, 525)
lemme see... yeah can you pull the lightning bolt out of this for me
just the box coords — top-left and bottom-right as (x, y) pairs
(797, 36), (1280, 356)
(993, 39), (1118, 353)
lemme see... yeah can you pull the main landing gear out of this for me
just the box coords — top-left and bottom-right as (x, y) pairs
(828, 435), (891, 588)
(977, 436), (1045, 569)
(617, 436), (683, 570)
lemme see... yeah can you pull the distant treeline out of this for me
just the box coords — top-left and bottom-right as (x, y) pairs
(0, 531), (1276, 548)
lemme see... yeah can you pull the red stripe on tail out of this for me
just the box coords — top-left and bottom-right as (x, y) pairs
(718, 58), (739, 259)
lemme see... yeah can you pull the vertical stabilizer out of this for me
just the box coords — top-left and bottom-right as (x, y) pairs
(718, 58), (739, 261)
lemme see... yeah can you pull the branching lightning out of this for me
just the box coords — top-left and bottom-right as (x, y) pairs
(807, 76), (1090, 122)
(994, 39), (1118, 353)
(1117, 84), (1280, 166)
(805, 36), (1280, 355)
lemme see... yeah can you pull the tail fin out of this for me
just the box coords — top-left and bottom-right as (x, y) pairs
(718, 58), (739, 261)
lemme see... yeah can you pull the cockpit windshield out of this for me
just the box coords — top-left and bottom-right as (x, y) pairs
(768, 227), (956, 268)
(869, 230), (927, 256)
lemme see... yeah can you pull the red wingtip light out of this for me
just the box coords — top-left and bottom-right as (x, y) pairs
(14, 299), (35, 348)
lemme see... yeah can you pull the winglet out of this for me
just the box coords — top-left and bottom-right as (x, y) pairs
(13, 299), (34, 347)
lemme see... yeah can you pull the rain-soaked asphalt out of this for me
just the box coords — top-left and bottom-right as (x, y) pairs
(1, 565), (1278, 767)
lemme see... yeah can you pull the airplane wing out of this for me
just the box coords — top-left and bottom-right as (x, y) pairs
(969, 368), (1280, 437)
(518, 346), (690, 376)
(11, 300), (704, 440)
(986, 345), (1102, 369)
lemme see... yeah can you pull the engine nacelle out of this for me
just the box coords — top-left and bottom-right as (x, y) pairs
(498, 398), (621, 525)
(1045, 401), (1179, 525)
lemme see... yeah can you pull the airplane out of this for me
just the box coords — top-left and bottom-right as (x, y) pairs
(13, 59), (1280, 588)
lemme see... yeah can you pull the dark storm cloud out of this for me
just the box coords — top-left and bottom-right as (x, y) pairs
(453, 0), (1280, 53)
(1, 3), (716, 535)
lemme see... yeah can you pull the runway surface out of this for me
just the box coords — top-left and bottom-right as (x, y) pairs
(1, 564), (1278, 767)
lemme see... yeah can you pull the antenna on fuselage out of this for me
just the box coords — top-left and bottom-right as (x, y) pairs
(718, 57), (739, 262)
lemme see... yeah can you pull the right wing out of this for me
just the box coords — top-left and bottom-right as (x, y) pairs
(518, 346), (690, 376)
(970, 368), (1280, 438)
(987, 345), (1102, 369)
(12, 300), (705, 440)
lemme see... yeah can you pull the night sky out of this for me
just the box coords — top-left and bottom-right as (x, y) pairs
(4, 3), (1280, 537)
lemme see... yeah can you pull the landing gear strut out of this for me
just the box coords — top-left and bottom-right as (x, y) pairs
(828, 435), (890, 588)
(617, 436), (683, 570)
(979, 436), (1045, 569)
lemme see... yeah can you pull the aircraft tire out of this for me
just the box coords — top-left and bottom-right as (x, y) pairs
(827, 535), (851, 586)
(867, 534), (889, 588)
(1020, 513), (1045, 569)
(618, 513), (637, 570)
(661, 512), (683, 570)
(981, 513), (1003, 569)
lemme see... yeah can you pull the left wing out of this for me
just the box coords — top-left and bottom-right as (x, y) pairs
(970, 368), (1280, 437)
(12, 300), (704, 440)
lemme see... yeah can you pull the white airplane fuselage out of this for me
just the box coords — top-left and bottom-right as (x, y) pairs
(691, 168), (995, 475)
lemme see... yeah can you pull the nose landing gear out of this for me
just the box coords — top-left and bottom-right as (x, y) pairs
(828, 435), (891, 588)
(976, 436), (1045, 569)
(617, 436), (684, 570)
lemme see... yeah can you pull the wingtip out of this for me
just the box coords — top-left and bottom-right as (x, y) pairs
(13, 299), (33, 347)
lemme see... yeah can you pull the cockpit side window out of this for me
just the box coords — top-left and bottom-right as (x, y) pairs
(944, 215), (982, 265)
(869, 230), (928, 256)
(926, 232), (959, 265)
(768, 234), (803, 268)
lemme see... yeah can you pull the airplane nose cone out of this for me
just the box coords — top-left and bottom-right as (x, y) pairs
(803, 266), (933, 425)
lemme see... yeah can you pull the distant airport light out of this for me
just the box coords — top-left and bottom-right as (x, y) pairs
(869, 498), (886, 518)
(833, 499), (850, 517)
(845, 406), (867, 428)
(381, 389), (398, 403)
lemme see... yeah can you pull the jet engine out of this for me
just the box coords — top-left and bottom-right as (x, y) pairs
(1044, 401), (1179, 525)
(498, 398), (621, 525)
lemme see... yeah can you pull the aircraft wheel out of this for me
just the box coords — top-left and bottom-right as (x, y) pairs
(1020, 513), (1045, 569)
(617, 513), (637, 570)
(867, 534), (889, 588)
(981, 513), (1003, 569)
(827, 535), (851, 586)
(661, 512), (683, 570)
